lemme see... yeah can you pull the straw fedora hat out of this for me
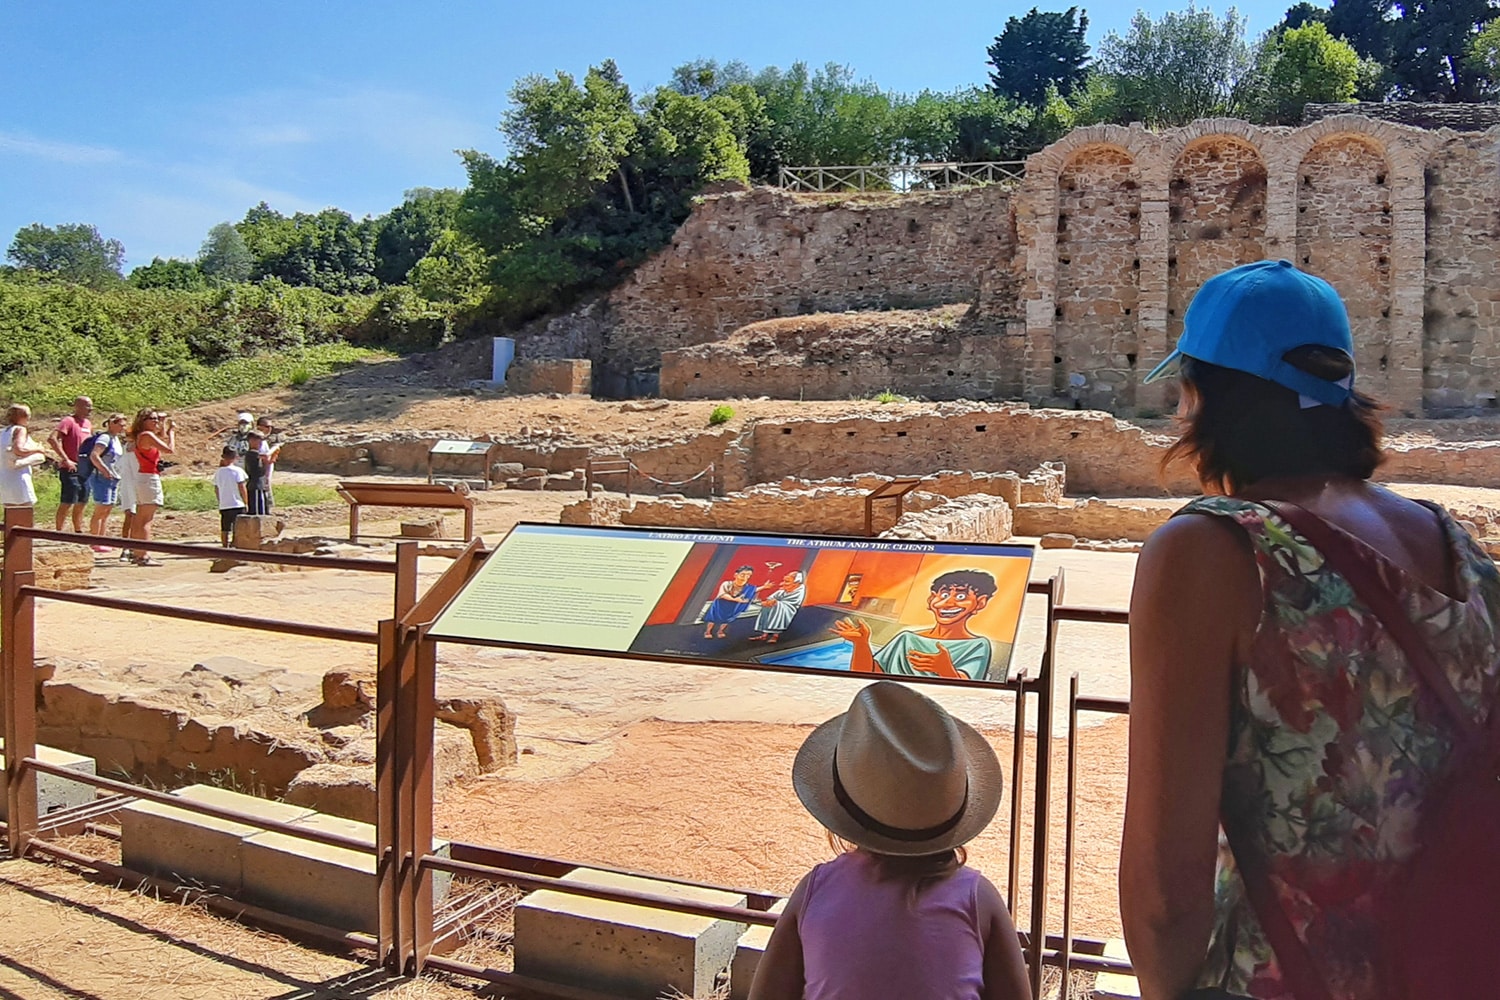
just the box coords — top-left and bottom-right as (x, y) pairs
(792, 681), (1003, 857)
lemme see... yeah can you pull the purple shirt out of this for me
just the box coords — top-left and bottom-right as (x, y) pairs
(799, 851), (987, 1000)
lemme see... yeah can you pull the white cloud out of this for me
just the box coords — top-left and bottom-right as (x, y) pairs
(0, 131), (122, 165)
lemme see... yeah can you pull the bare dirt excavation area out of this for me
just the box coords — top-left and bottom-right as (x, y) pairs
(11, 388), (1500, 999)
(16, 111), (1500, 998)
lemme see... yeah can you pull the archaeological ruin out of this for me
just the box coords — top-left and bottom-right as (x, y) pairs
(511, 113), (1500, 417)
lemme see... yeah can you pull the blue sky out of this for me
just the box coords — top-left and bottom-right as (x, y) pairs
(1, 1), (1295, 270)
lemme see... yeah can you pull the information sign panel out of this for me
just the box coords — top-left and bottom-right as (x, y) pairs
(430, 440), (494, 456)
(429, 524), (1034, 683)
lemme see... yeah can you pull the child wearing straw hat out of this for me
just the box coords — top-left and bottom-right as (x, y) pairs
(750, 681), (1031, 1000)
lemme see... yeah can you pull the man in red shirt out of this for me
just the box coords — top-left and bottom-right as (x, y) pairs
(48, 395), (93, 532)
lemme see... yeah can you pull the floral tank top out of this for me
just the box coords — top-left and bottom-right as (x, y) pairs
(1180, 496), (1500, 999)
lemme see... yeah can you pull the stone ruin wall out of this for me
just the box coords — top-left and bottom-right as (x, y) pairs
(510, 115), (1500, 416)
(511, 185), (1019, 397)
(281, 403), (1500, 502)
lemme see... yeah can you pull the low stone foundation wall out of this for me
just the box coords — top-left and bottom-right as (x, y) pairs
(882, 495), (1015, 543)
(507, 359), (592, 396)
(280, 405), (1500, 498)
(1013, 498), (1176, 542)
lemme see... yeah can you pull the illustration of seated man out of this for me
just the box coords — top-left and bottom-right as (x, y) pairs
(749, 570), (806, 642)
(702, 565), (759, 639)
(831, 569), (1002, 681)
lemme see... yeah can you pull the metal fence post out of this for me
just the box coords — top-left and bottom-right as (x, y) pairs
(3, 506), (39, 857)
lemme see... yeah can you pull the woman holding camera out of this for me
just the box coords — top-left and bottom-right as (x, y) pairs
(125, 408), (174, 566)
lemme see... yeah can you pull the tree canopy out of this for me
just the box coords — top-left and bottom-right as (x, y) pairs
(199, 222), (253, 284)
(987, 7), (1092, 107)
(1096, 5), (1253, 126)
(7, 223), (126, 288)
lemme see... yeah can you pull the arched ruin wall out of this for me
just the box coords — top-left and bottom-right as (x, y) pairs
(511, 116), (1500, 416)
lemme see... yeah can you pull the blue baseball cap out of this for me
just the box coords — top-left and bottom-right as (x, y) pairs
(1143, 259), (1354, 407)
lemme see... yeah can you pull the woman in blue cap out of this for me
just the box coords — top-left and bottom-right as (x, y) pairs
(1120, 260), (1500, 999)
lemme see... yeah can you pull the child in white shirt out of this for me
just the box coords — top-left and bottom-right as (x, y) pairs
(213, 446), (249, 547)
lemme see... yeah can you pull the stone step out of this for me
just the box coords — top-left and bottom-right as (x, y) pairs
(120, 784), (315, 893)
(514, 867), (748, 1000)
(0, 743), (97, 820)
(729, 897), (787, 1000)
(240, 812), (450, 934)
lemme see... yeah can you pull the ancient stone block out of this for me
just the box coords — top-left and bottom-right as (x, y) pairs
(120, 784), (314, 893)
(0, 743), (96, 820)
(399, 516), (445, 539)
(514, 868), (748, 1000)
(232, 514), (284, 550)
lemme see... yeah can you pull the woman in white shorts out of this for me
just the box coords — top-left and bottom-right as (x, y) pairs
(124, 408), (173, 565)
(1, 403), (48, 508)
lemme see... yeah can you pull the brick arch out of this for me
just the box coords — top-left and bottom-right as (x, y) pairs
(1295, 131), (1396, 400)
(1166, 134), (1270, 354)
(1052, 144), (1142, 406)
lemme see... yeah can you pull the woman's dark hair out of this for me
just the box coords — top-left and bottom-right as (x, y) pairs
(1162, 346), (1385, 495)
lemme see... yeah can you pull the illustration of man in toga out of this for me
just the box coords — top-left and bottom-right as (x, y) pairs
(748, 570), (806, 643)
(702, 565), (758, 639)
(830, 569), (1003, 681)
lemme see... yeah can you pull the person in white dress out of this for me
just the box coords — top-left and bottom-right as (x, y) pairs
(0, 403), (48, 508)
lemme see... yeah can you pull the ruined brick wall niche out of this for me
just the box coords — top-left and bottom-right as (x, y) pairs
(1168, 137), (1268, 346)
(1055, 146), (1141, 407)
(1296, 135), (1394, 399)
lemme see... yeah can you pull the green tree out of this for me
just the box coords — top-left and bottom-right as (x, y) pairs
(1095, 4), (1253, 126)
(986, 7), (1092, 107)
(235, 204), (380, 294)
(6, 223), (125, 288)
(459, 60), (762, 324)
(128, 257), (208, 291)
(501, 60), (639, 220)
(407, 229), (490, 305)
(373, 187), (462, 284)
(1281, 2), (1330, 31)
(1388, 0), (1499, 101)
(1241, 21), (1364, 123)
(198, 222), (253, 283)
(1468, 16), (1500, 95)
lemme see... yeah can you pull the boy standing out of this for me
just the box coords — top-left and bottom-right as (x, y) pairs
(214, 447), (249, 547)
(244, 429), (272, 515)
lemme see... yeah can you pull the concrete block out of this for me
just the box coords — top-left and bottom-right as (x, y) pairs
(729, 898), (787, 1000)
(0, 743), (97, 820)
(514, 867), (748, 1000)
(240, 812), (450, 933)
(1094, 938), (1141, 998)
(120, 784), (314, 893)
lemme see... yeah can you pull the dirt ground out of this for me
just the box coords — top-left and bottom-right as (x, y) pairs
(13, 352), (1500, 998)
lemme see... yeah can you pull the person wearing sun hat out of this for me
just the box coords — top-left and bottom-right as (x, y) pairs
(1122, 260), (1500, 998)
(749, 681), (1030, 1000)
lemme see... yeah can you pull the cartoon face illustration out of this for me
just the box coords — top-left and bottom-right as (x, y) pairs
(927, 582), (990, 628)
(780, 571), (802, 588)
(732, 567), (754, 587)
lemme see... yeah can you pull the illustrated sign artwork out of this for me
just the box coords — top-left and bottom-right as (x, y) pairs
(429, 523), (1034, 683)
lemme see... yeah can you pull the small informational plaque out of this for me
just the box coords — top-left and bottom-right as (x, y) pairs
(430, 440), (494, 456)
(430, 524), (1035, 684)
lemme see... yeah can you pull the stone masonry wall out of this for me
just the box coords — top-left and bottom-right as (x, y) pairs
(512, 186), (1017, 391)
(509, 114), (1500, 415)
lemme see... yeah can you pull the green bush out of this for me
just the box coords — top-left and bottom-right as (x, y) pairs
(2, 343), (387, 415)
(0, 272), (421, 413)
(708, 404), (735, 425)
